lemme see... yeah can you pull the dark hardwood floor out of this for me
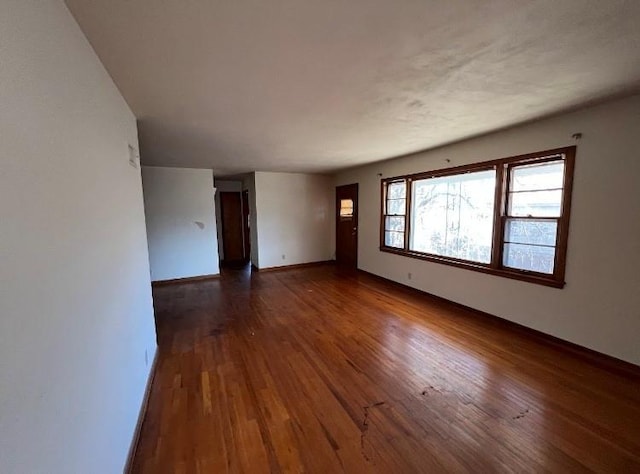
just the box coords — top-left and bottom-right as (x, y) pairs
(132, 264), (640, 473)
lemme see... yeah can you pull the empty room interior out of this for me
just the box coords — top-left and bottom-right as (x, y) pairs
(3, 1), (640, 472)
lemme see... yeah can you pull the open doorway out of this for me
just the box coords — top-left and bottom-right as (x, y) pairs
(215, 180), (251, 269)
(220, 192), (245, 263)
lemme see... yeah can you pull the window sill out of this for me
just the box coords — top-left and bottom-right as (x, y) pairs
(379, 246), (565, 289)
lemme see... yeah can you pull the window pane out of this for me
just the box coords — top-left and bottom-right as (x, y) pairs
(503, 243), (555, 274)
(387, 181), (406, 199)
(340, 199), (353, 217)
(505, 219), (557, 246)
(511, 161), (564, 192)
(409, 169), (496, 263)
(385, 216), (405, 232)
(509, 190), (562, 217)
(385, 231), (404, 248)
(386, 198), (406, 215)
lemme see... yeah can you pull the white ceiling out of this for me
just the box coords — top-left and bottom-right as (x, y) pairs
(65, 0), (640, 175)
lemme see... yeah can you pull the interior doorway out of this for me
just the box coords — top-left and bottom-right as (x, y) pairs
(335, 183), (358, 268)
(220, 192), (248, 265)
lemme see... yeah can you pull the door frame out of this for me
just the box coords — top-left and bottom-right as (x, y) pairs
(219, 191), (245, 264)
(335, 183), (359, 268)
(241, 190), (250, 262)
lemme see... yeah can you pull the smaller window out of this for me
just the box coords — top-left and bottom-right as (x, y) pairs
(339, 199), (354, 218)
(502, 160), (566, 275)
(382, 180), (407, 248)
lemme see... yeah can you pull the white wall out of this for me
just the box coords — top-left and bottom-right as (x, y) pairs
(254, 172), (334, 269)
(142, 167), (219, 281)
(336, 94), (640, 366)
(0, 2), (157, 473)
(213, 179), (243, 261)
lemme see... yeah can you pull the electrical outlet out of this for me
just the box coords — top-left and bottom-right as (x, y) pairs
(282, 254), (286, 260)
(408, 272), (412, 280)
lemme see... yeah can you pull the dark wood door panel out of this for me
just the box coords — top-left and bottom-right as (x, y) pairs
(336, 183), (358, 268)
(220, 192), (244, 262)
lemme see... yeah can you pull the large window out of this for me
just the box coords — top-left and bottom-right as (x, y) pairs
(380, 147), (575, 287)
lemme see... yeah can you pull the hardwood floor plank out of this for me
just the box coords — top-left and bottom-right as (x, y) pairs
(131, 264), (640, 473)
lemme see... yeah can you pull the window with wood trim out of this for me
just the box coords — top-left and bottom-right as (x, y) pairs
(382, 180), (407, 248)
(380, 147), (575, 288)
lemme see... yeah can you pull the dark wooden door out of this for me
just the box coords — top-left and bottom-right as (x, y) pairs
(335, 183), (358, 268)
(242, 190), (250, 261)
(220, 192), (244, 262)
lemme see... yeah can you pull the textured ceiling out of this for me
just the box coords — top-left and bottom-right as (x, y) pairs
(64, 0), (640, 174)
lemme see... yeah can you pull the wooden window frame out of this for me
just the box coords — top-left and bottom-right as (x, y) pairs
(379, 146), (576, 288)
(381, 179), (408, 249)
